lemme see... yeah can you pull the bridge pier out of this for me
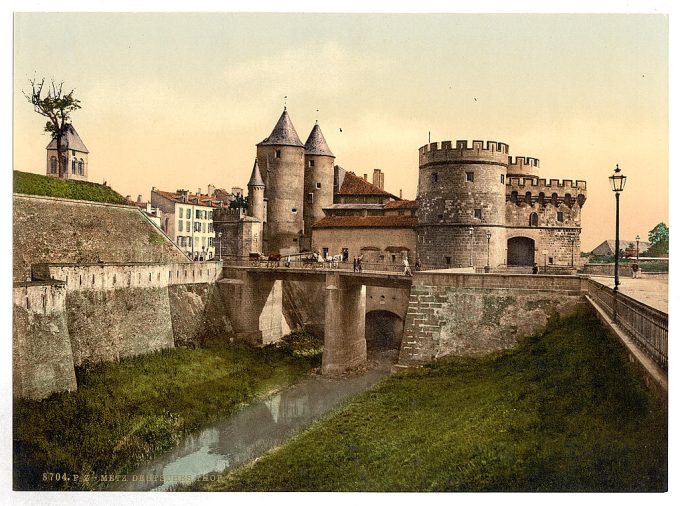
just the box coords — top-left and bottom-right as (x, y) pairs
(322, 273), (367, 375)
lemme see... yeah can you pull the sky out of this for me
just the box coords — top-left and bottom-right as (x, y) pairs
(12, 12), (668, 251)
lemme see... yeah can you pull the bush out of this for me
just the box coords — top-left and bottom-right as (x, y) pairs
(13, 170), (128, 204)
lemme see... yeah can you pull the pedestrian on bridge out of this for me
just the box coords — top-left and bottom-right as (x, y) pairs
(403, 256), (413, 277)
(353, 256), (358, 272)
(357, 255), (363, 272)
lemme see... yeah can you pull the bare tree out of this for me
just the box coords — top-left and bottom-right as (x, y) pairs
(24, 78), (81, 178)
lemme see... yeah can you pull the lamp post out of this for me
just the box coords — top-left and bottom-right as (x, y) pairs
(635, 234), (640, 262)
(468, 227), (474, 267)
(570, 236), (575, 267)
(217, 231), (223, 261)
(485, 231), (491, 271)
(609, 164), (627, 293)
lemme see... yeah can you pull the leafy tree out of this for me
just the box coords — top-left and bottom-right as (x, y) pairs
(24, 78), (81, 178)
(229, 194), (248, 210)
(646, 222), (669, 257)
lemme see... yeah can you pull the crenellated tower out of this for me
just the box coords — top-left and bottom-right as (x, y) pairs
(416, 140), (509, 268)
(302, 121), (335, 248)
(256, 108), (305, 255)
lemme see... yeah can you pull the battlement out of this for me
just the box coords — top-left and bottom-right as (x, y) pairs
(507, 156), (540, 176)
(419, 139), (509, 167)
(506, 177), (587, 190)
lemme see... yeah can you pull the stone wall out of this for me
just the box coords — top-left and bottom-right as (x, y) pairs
(400, 273), (587, 365)
(168, 283), (232, 346)
(65, 287), (174, 367)
(12, 283), (77, 400)
(13, 194), (189, 282)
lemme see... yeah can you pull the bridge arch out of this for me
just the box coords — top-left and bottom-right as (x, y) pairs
(365, 310), (404, 351)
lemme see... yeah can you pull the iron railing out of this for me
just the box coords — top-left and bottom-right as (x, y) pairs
(586, 278), (668, 370)
(220, 255), (409, 274)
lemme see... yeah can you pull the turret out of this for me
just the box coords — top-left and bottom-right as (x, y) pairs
(256, 108), (305, 255)
(247, 158), (265, 223)
(303, 122), (335, 238)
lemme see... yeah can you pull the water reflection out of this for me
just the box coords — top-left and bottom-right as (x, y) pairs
(114, 360), (391, 491)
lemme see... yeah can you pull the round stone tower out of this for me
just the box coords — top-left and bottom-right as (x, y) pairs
(303, 122), (335, 238)
(416, 140), (509, 268)
(256, 108), (305, 255)
(247, 158), (265, 223)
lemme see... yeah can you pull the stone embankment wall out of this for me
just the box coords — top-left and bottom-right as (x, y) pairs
(12, 283), (77, 400)
(400, 273), (587, 365)
(13, 261), (229, 400)
(13, 194), (189, 282)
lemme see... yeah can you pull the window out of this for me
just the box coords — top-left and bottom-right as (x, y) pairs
(275, 149), (281, 159)
(549, 257), (554, 264)
(316, 182), (321, 189)
(432, 172), (438, 183)
(322, 247), (329, 258)
(445, 256), (451, 266)
(466, 171), (474, 182)
(209, 237), (214, 247)
(529, 212), (538, 227)
(208, 223), (213, 233)
(72, 150), (76, 156)
(308, 159), (315, 167)
(208, 211), (213, 219)
(307, 193), (314, 203)
(557, 211), (564, 222)
(178, 221), (183, 232)
(437, 214), (444, 221)
(194, 222), (201, 232)
(50, 156), (57, 173)
(474, 209), (482, 219)
(78, 159), (84, 175)
(187, 209), (192, 219)
(72, 159), (77, 174)
(525, 192), (532, 204)
(501, 174), (505, 183)
(292, 208), (297, 214)
(179, 208), (183, 219)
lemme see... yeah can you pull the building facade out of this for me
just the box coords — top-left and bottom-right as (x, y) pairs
(416, 140), (587, 270)
(45, 124), (89, 181)
(151, 188), (233, 260)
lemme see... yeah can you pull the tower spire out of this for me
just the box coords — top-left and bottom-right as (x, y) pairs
(247, 158), (265, 187)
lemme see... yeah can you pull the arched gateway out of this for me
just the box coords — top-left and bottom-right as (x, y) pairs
(507, 237), (535, 266)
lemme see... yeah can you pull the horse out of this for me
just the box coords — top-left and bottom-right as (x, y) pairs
(266, 253), (282, 268)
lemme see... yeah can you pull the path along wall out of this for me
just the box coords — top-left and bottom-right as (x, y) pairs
(14, 262), (229, 399)
(400, 272), (588, 365)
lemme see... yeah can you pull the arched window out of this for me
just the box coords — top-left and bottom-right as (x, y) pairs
(50, 156), (57, 173)
(78, 159), (84, 175)
(510, 191), (518, 203)
(72, 159), (77, 174)
(529, 212), (538, 227)
(525, 192), (532, 205)
(551, 193), (558, 206)
(538, 192), (545, 206)
(564, 193), (572, 206)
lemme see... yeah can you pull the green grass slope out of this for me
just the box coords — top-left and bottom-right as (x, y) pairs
(192, 312), (667, 492)
(13, 170), (128, 205)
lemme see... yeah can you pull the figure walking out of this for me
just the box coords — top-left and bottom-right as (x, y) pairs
(353, 256), (357, 272)
(532, 263), (539, 274)
(357, 255), (363, 272)
(631, 262), (640, 279)
(403, 256), (413, 277)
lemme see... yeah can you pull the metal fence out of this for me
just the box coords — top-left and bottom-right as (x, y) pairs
(220, 255), (409, 274)
(586, 278), (668, 370)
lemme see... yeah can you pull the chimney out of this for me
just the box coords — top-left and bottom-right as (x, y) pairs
(372, 169), (384, 190)
(363, 174), (368, 181)
(137, 194), (143, 204)
(152, 186), (157, 191)
(208, 184), (215, 197)
(399, 189), (403, 199)
(126, 195), (131, 201)
(197, 188), (202, 196)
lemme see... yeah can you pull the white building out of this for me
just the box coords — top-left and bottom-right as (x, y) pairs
(151, 188), (234, 260)
(45, 124), (89, 181)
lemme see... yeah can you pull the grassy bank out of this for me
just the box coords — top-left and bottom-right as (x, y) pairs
(190, 312), (667, 492)
(13, 170), (128, 204)
(14, 335), (320, 491)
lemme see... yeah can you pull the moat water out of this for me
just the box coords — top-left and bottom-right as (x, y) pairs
(114, 351), (395, 492)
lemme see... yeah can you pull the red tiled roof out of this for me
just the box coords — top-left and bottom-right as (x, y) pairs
(338, 171), (396, 197)
(313, 215), (417, 229)
(154, 190), (232, 209)
(385, 200), (418, 209)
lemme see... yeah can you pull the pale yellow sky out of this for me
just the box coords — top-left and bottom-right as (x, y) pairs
(13, 13), (668, 250)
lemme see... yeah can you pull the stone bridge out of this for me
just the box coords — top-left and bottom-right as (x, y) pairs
(219, 266), (412, 374)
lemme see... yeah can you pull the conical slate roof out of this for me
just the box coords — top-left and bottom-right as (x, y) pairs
(247, 159), (265, 187)
(304, 123), (334, 157)
(45, 124), (89, 153)
(257, 108), (304, 147)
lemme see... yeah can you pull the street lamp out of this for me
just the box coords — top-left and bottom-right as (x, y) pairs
(485, 231), (491, 271)
(609, 164), (627, 292)
(635, 234), (640, 262)
(468, 227), (474, 267)
(570, 236), (575, 267)
(217, 231), (223, 261)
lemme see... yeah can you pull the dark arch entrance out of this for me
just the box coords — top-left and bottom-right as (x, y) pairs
(507, 237), (535, 266)
(365, 310), (403, 351)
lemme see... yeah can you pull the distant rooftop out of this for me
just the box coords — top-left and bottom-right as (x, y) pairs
(45, 124), (89, 153)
